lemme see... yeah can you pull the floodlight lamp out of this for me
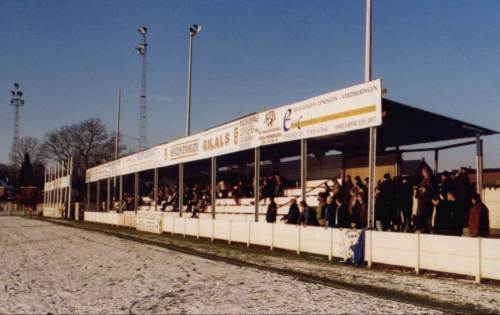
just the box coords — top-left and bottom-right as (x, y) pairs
(189, 24), (202, 36)
(14, 83), (19, 89)
(136, 44), (146, 55)
(11, 90), (15, 97)
(138, 26), (147, 35)
(17, 91), (23, 97)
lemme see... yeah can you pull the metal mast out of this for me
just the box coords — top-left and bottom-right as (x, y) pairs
(115, 88), (122, 159)
(9, 83), (25, 165)
(136, 26), (148, 150)
(365, 0), (377, 230)
(185, 24), (202, 136)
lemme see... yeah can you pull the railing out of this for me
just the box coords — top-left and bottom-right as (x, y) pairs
(276, 178), (332, 210)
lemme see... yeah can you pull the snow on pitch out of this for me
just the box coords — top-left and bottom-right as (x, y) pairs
(0, 217), (436, 314)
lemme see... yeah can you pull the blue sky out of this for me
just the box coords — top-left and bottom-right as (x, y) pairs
(1, 0), (499, 170)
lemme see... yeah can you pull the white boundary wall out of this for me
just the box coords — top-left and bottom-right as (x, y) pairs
(485, 187), (500, 229)
(82, 211), (500, 282)
(43, 206), (63, 218)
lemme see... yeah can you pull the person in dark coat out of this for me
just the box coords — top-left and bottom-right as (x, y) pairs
(341, 175), (354, 206)
(378, 173), (395, 230)
(351, 193), (367, 229)
(298, 201), (318, 226)
(415, 168), (434, 233)
(397, 176), (414, 232)
(334, 195), (350, 228)
(439, 171), (454, 200)
(432, 194), (454, 235)
(325, 196), (336, 228)
(354, 176), (367, 197)
(374, 185), (386, 231)
(266, 196), (277, 223)
(454, 167), (472, 220)
(281, 198), (300, 224)
(445, 190), (465, 236)
(468, 193), (490, 237)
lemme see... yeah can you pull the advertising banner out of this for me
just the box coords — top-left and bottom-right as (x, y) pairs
(86, 79), (382, 182)
(44, 176), (71, 191)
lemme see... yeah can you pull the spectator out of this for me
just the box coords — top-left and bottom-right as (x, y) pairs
(298, 200), (318, 226)
(351, 193), (367, 229)
(446, 190), (465, 236)
(468, 193), (490, 237)
(266, 196), (278, 223)
(274, 174), (284, 197)
(281, 198), (300, 224)
(334, 195), (350, 228)
(217, 180), (229, 198)
(232, 181), (243, 206)
(342, 175), (354, 206)
(432, 194), (454, 235)
(374, 186), (385, 231)
(415, 167), (434, 233)
(316, 192), (327, 226)
(325, 196), (336, 228)
(454, 167), (473, 222)
(398, 176), (414, 232)
(439, 171), (454, 199)
(379, 173), (396, 230)
(354, 176), (367, 203)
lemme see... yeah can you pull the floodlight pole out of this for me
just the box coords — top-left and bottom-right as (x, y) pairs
(185, 33), (194, 136)
(365, 0), (378, 230)
(113, 88), (121, 202)
(185, 25), (201, 136)
(9, 83), (24, 165)
(137, 28), (148, 149)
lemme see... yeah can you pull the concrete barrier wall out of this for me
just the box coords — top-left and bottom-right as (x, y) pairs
(485, 188), (500, 229)
(82, 211), (500, 282)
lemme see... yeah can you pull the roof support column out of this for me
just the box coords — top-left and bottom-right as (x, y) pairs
(476, 134), (484, 199)
(367, 127), (377, 230)
(434, 149), (439, 175)
(96, 180), (101, 212)
(106, 178), (111, 211)
(134, 172), (139, 213)
(153, 168), (158, 211)
(67, 158), (72, 219)
(395, 146), (401, 177)
(113, 176), (117, 205)
(86, 182), (90, 212)
(179, 163), (184, 217)
(365, 0), (377, 230)
(119, 175), (123, 212)
(300, 139), (308, 202)
(254, 147), (260, 222)
(211, 157), (216, 219)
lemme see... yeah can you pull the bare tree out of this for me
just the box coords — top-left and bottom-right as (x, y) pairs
(42, 118), (122, 171)
(41, 118), (124, 200)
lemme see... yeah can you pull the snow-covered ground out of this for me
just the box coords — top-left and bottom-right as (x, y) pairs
(0, 217), (436, 314)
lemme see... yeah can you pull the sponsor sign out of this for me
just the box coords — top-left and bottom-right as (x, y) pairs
(336, 229), (363, 262)
(86, 79), (382, 182)
(44, 176), (71, 191)
(135, 211), (163, 234)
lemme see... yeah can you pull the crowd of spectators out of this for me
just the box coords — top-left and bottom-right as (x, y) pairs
(274, 165), (490, 237)
(116, 165), (490, 237)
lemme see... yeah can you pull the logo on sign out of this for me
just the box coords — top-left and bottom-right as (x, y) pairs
(265, 110), (276, 127)
(233, 127), (239, 145)
(283, 108), (292, 132)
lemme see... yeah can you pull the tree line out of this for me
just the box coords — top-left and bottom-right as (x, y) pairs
(1, 118), (125, 202)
